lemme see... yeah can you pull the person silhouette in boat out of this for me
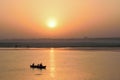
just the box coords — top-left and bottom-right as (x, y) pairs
(32, 63), (34, 66)
(40, 63), (43, 66)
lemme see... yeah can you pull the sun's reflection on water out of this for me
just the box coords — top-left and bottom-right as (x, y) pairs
(50, 48), (55, 78)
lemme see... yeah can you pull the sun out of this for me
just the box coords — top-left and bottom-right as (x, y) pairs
(47, 18), (57, 28)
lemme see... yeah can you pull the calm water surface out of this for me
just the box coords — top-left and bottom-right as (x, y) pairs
(0, 48), (120, 80)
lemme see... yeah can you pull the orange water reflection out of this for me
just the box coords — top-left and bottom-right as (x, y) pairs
(0, 48), (119, 80)
(50, 48), (55, 78)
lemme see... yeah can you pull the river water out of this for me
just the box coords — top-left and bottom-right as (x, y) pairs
(0, 48), (120, 80)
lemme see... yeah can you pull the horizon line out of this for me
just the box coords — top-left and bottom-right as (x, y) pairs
(0, 37), (120, 40)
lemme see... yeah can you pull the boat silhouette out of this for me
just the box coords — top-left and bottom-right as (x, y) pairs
(30, 63), (46, 69)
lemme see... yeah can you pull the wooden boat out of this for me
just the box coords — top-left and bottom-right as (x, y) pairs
(30, 64), (46, 69)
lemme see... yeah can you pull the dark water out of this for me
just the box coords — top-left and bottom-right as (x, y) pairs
(0, 48), (120, 80)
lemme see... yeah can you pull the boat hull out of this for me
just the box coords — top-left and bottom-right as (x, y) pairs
(30, 65), (46, 69)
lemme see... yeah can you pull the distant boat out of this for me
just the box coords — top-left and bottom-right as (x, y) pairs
(30, 63), (46, 69)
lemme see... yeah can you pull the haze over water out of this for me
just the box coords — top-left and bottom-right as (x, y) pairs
(0, 48), (120, 80)
(1, 0), (120, 80)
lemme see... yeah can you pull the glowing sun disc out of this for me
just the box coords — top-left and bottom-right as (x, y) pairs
(47, 18), (57, 28)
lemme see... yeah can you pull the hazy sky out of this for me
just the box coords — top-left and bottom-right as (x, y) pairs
(0, 0), (120, 39)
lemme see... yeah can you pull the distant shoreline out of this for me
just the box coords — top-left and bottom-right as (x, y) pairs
(0, 43), (120, 48)
(0, 38), (120, 48)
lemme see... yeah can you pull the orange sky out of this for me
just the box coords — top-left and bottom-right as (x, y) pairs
(0, 0), (120, 39)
